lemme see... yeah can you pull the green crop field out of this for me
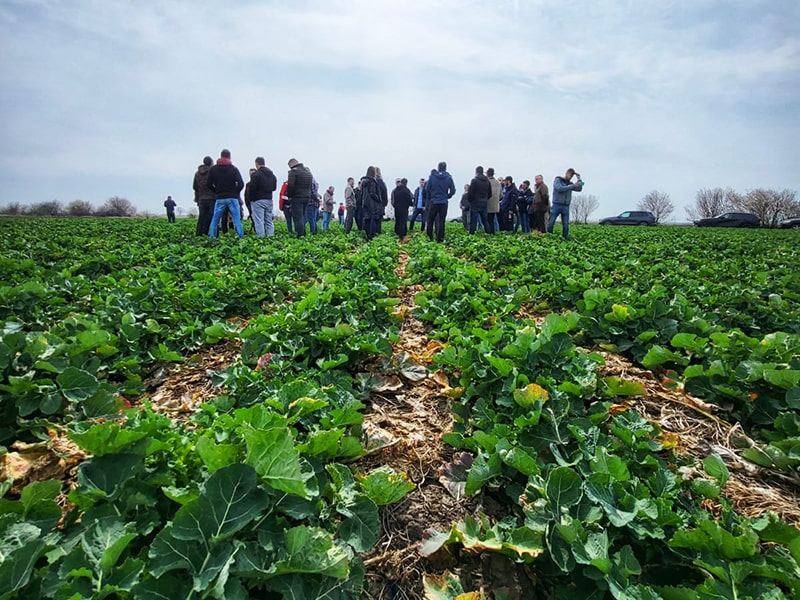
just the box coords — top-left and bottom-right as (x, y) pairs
(1, 218), (798, 599)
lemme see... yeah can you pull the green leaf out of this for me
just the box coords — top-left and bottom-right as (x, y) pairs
(702, 454), (729, 487)
(77, 453), (142, 499)
(497, 441), (541, 477)
(355, 466), (415, 506)
(338, 495), (379, 552)
(671, 333), (707, 353)
(196, 436), (239, 472)
(669, 519), (758, 560)
(573, 530), (612, 574)
(172, 463), (267, 543)
(149, 525), (237, 591)
(56, 366), (99, 402)
(271, 526), (351, 579)
(763, 368), (800, 389)
(243, 426), (309, 498)
(486, 355), (514, 376)
(69, 420), (153, 456)
(20, 479), (61, 531)
(82, 517), (138, 576)
(546, 466), (584, 510)
(465, 451), (502, 496)
(584, 479), (638, 527)
(0, 523), (45, 597)
(504, 527), (544, 560)
(752, 511), (800, 564)
(641, 345), (684, 369)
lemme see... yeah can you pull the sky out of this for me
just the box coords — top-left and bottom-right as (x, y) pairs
(1, 0), (798, 221)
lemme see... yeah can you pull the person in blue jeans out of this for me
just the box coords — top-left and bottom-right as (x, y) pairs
(409, 178), (426, 231)
(207, 149), (245, 238)
(547, 168), (584, 240)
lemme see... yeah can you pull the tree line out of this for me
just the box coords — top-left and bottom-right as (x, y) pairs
(569, 188), (798, 227)
(0, 197), (138, 217)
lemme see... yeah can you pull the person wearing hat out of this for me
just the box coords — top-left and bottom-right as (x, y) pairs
(164, 195), (176, 223)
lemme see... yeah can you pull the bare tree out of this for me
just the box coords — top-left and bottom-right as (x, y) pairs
(685, 187), (739, 221)
(98, 196), (136, 217)
(571, 193), (600, 224)
(637, 190), (674, 224)
(28, 200), (63, 216)
(732, 188), (799, 229)
(67, 199), (94, 216)
(0, 202), (25, 215)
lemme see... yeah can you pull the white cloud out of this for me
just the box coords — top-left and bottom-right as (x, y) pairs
(0, 0), (798, 219)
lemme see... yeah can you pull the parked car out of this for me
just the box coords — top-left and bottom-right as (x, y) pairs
(693, 212), (760, 228)
(598, 211), (656, 226)
(779, 216), (800, 229)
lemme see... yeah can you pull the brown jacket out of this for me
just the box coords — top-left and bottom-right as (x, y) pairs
(534, 182), (550, 212)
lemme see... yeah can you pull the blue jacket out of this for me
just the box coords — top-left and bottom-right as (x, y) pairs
(426, 170), (456, 205)
(552, 176), (582, 206)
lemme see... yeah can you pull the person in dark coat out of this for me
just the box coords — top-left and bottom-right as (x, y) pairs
(531, 174), (550, 233)
(248, 157), (278, 237)
(360, 166), (383, 240)
(193, 156), (215, 236)
(391, 178), (413, 238)
(459, 185), (470, 230)
(467, 166), (492, 234)
(164, 195), (176, 223)
(425, 162), (456, 242)
(375, 167), (389, 233)
(515, 180), (533, 233)
(499, 176), (518, 232)
(206, 149), (245, 238)
(286, 158), (313, 237)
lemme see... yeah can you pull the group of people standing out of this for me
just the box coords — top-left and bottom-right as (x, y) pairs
(457, 170), (557, 235)
(191, 149), (584, 242)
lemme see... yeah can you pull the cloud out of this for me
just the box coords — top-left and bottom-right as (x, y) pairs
(0, 0), (798, 219)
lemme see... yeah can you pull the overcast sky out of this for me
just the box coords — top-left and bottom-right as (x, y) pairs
(1, 0), (798, 220)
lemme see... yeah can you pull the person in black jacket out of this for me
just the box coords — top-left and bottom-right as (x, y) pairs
(467, 166), (492, 234)
(248, 156), (278, 237)
(286, 158), (313, 237)
(360, 166), (383, 240)
(207, 149), (245, 238)
(391, 178), (413, 238)
(516, 180), (533, 233)
(499, 176), (518, 232)
(193, 156), (215, 236)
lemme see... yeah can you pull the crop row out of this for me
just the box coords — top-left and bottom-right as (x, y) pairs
(1, 218), (799, 599)
(403, 227), (799, 598)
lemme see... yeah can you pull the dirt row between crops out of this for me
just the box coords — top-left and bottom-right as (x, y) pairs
(355, 250), (537, 599)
